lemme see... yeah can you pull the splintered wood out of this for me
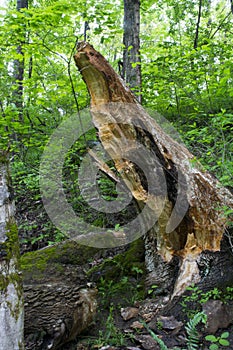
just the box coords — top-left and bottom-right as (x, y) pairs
(74, 42), (233, 295)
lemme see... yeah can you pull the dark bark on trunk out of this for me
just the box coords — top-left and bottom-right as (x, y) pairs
(22, 241), (124, 350)
(122, 0), (142, 103)
(194, 0), (202, 49)
(74, 43), (233, 300)
(24, 283), (97, 350)
(13, 0), (28, 124)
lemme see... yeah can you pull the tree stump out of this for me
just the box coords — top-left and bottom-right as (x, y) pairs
(73, 42), (233, 299)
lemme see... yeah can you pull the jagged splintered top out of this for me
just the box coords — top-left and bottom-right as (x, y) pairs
(74, 41), (136, 105)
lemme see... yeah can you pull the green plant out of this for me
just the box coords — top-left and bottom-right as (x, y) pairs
(181, 285), (233, 318)
(142, 321), (169, 350)
(94, 305), (126, 347)
(131, 265), (143, 280)
(156, 320), (163, 331)
(185, 312), (207, 350)
(98, 276), (130, 307)
(180, 284), (202, 317)
(114, 223), (121, 231)
(148, 284), (158, 295)
(205, 332), (230, 350)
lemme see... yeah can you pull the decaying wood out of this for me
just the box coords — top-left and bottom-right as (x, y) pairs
(88, 148), (120, 183)
(22, 241), (130, 350)
(24, 284), (97, 350)
(22, 241), (100, 350)
(74, 42), (233, 297)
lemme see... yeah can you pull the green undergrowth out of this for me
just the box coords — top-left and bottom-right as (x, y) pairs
(88, 238), (146, 307)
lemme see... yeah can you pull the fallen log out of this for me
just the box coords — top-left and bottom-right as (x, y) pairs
(21, 241), (130, 350)
(21, 241), (99, 350)
(74, 42), (233, 298)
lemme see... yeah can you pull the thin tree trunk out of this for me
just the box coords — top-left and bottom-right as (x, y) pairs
(0, 152), (24, 349)
(194, 0), (202, 49)
(122, 0), (142, 103)
(74, 43), (233, 299)
(13, 0), (28, 124)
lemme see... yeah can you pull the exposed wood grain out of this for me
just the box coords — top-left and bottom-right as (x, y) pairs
(74, 42), (233, 296)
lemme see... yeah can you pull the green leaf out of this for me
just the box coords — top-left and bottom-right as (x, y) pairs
(219, 339), (230, 346)
(205, 335), (218, 342)
(221, 332), (229, 339)
(209, 344), (219, 350)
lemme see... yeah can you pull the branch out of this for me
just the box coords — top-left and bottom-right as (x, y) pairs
(88, 148), (120, 183)
(210, 11), (232, 39)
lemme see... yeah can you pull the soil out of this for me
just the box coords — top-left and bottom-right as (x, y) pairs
(58, 242), (233, 350)
(61, 294), (233, 350)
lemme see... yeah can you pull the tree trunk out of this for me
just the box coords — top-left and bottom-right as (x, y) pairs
(74, 43), (233, 300)
(0, 152), (24, 349)
(194, 0), (202, 49)
(21, 241), (121, 349)
(13, 0), (28, 124)
(122, 0), (141, 103)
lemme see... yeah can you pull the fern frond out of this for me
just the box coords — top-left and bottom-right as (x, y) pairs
(185, 311), (207, 350)
(142, 321), (169, 350)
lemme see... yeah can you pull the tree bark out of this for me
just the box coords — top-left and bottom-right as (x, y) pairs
(74, 43), (233, 299)
(194, 0), (202, 49)
(122, 0), (142, 103)
(0, 152), (24, 349)
(21, 241), (122, 349)
(13, 0), (28, 124)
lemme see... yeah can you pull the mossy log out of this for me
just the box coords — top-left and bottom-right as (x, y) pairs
(21, 241), (101, 350)
(21, 241), (131, 350)
(73, 42), (233, 298)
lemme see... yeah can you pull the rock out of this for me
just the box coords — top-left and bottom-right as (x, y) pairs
(134, 335), (160, 350)
(202, 299), (233, 334)
(76, 344), (89, 350)
(130, 321), (144, 330)
(139, 300), (161, 322)
(98, 347), (142, 350)
(121, 307), (139, 321)
(155, 315), (183, 332)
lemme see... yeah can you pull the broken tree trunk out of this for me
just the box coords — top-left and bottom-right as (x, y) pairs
(74, 42), (233, 298)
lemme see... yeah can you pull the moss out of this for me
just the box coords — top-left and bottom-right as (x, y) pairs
(0, 159), (24, 323)
(0, 220), (24, 321)
(0, 270), (23, 321)
(21, 240), (99, 270)
(0, 272), (21, 291)
(20, 240), (100, 282)
(0, 152), (8, 164)
(87, 239), (146, 308)
(5, 220), (20, 262)
(0, 218), (22, 287)
(87, 238), (145, 281)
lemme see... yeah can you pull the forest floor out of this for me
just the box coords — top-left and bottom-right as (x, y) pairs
(17, 193), (233, 350)
(58, 242), (233, 350)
